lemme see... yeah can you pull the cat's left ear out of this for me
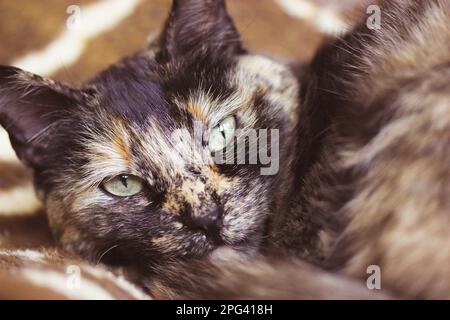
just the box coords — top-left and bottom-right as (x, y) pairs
(0, 65), (78, 168)
(158, 0), (244, 61)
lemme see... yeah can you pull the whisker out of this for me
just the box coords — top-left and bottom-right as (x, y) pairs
(96, 244), (119, 265)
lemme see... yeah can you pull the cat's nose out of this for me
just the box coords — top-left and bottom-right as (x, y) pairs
(185, 200), (223, 235)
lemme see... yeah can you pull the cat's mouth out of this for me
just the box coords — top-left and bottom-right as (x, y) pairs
(214, 230), (257, 255)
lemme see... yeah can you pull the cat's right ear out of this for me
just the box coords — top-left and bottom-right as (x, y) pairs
(0, 65), (78, 168)
(157, 0), (244, 61)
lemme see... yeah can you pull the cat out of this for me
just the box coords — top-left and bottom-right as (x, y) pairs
(0, 0), (300, 270)
(143, 0), (450, 299)
(1, 0), (449, 300)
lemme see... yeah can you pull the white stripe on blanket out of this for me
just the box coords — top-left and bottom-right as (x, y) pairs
(274, 0), (348, 35)
(11, 0), (142, 76)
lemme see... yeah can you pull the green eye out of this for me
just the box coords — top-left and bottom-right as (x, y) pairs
(208, 116), (236, 152)
(102, 174), (144, 197)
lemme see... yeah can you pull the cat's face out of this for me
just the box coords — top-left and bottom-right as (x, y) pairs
(0, 0), (298, 266)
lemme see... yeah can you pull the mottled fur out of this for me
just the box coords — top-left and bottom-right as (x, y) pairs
(146, 0), (450, 299)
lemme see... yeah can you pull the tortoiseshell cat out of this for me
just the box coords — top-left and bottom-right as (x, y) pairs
(0, 0), (299, 266)
(1, 0), (449, 300)
(145, 0), (450, 299)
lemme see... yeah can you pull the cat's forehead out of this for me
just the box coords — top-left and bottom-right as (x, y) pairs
(89, 53), (296, 124)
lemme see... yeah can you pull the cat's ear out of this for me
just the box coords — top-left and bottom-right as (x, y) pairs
(0, 65), (78, 168)
(158, 0), (244, 61)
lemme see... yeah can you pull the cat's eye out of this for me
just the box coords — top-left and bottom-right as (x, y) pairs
(208, 116), (236, 152)
(102, 174), (144, 197)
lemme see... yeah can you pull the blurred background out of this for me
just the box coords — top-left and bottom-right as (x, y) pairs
(0, 0), (373, 83)
(0, 0), (366, 241)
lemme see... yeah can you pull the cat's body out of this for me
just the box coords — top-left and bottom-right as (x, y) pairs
(0, 0), (449, 299)
(273, 0), (450, 299)
(144, 0), (450, 299)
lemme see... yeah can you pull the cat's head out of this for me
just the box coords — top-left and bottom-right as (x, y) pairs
(0, 0), (299, 266)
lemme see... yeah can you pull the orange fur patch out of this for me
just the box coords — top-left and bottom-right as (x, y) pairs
(186, 102), (208, 123)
